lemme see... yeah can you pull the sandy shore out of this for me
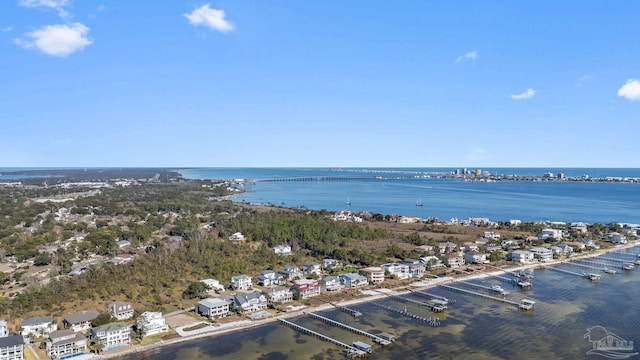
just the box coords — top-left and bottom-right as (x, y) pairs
(97, 241), (639, 359)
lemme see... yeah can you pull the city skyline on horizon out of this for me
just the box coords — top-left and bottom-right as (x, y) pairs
(2, 1), (639, 168)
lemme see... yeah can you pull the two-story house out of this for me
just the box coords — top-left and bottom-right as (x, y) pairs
(108, 301), (134, 321)
(257, 270), (283, 287)
(320, 275), (345, 291)
(46, 330), (87, 359)
(262, 286), (293, 304)
(279, 265), (303, 282)
(360, 267), (385, 284)
(302, 262), (322, 277)
(90, 322), (131, 351)
(339, 273), (369, 288)
(291, 279), (321, 299)
(136, 312), (169, 337)
(0, 335), (24, 360)
(234, 292), (268, 313)
(63, 310), (99, 333)
(198, 298), (230, 319)
(231, 275), (253, 290)
(20, 316), (57, 341)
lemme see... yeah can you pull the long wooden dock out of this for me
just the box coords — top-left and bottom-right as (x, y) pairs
(279, 319), (366, 358)
(439, 284), (522, 308)
(572, 259), (625, 271)
(597, 256), (638, 265)
(306, 312), (392, 345)
(371, 302), (440, 326)
(381, 292), (446, 312)
(459, 281), (510, 296)
(409, 290), (453, 304)
(316, 298), (362, 317)
(567, 261), (612, 272)
(547, 266), (585, 277)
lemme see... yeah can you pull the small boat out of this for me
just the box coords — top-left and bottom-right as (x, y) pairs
(623, 263), (635, 271)
(517, 281), (532, 288)
(345, 197), (351, 206)
(603, 268), (617, 274)
(584, 273), (600, 281)
(491, 284), (509, 296)
(416, 198), (423, 207)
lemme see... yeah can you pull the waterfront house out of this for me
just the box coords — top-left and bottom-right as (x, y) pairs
(279, 265), (303, 282)
(90, 322), (131, 351)
(555, 244), (574, 255)
(566, 241), (586, 251)
(46, 330), (87, 359)
(442, 254), (465, 268)
(291, 279), (321, 299)
(381, 263), (411, 280)
(198, 298), (230, 319)
(234, 291), (268, 313)
(257, 270), (283, 287)
(537, 228), (564, 240)
(403, 259), (426, 278)
(201, 278), (225, 293)
(320, 275), (344, 291)
(511, 250), (535, 263)
(360, 267), (385, 284)
(571, 222), (588, 234)
(63, 310), (99, 333)
(231, 275), (253, 290)
(136, 312), (169, 337)
(302, 262), (322, 277)
(529, 247), (554, 262)
(263, 286), (293, 304)
(463, 250), (489, 264)
(108, 301), (134, 321)
(273, 244), (292, 256)
(229, 232), (246, 241)
(419, 256), (445, 270)
(607, 232), (627, 244)
(339, 273), (369, 288)
(0, 335), (23, 360)
(20, 316), (57, 341)
(322, 258), (341, 271)
(509, 219), (522, 226)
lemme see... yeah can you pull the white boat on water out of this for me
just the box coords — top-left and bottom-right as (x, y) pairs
(416, 198), (423, 206)
(491, 284), (509, 295)
(603, 268), (617, 274)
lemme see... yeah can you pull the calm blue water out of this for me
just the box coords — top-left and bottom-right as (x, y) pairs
(180, 168), (640, 224)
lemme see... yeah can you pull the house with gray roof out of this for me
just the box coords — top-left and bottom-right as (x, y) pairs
(21, 316), (57, 341)
(90, 322), (131, 351)
(46, 330), (87, 359)
(63, 310), (99, 333)
(234, 291), (268, 313)
(339, 273), (369, 288)
(0, 335), (24, 360)
(198, 298), (230, 319)
(108, 301), (134, 321)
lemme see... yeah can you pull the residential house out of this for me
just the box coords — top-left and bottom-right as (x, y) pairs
(117, 240), (131, 249)
(403, 259), (426, 278)
(0, 335), (23, 360)
(511, 250), (535, 263)
(509, 219), (522, 226)
(136, 312), (169, 337)
(555, 244), (574, 256)
(483, 243), (502, 252)
(322, 259), (341, 271)
(234, 292), (268, 313)
(46, 330), (87, 359)
(360, 267), (385, 284)
(414, 245), (434, 253)
(0, 321), (6, 338)
(302, 262), (322, 277)
(291, 279), (321, 299)
(442, 254), (465, 268)
(231, 275), (253, 290)
(90, 322), (131, 351)
(463, 244), (479, 252)
(20, 316), (57, 341)
(198, 298), (230, 319)
(263, 286), (293, 304)
(483, 231), (501, 240)
(229, 232), (246, 241)
(257, 270), (283, 287)
(571, 222), (589, 234)
(538, 228), (564, 240)
(201, 278), (225, 293)
(576, 238), (600, 249)
(566, 241), (587, 251)
(108, 301), (134, 321)
(419, 256), (444, 270)
(381, 263), (411, 280)
(608, 232), (628, 244)
(529, 247), (554, 262)
(320, 275), (344, 291)
(279, 265), (303, 282)
(436, 242), (458, 254)
(63, 310), (99, 333)
(273, 244), (292, 256)
(463, 250), (489, 264)
(339, 273), (369, 288)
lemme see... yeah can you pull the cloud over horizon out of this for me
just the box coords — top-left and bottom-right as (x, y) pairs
(184, 4), (234, 33)
(510, 88), (536, 100)
(455, 50), (477, 63)
(617, 79), (640, 101)
(14, 22), (92, 57)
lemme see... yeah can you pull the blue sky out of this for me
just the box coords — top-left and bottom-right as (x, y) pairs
(1, 1), (639, 167)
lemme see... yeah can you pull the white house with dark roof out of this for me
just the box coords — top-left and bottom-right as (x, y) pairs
(257, 270), (283, 287)
(322, 258), (341, 271)
(91, 322), (131, 351)
(46, 330), (87, 359)
(231, 275), (253, 290)
(381, 263), (411, 280)
(201, 278), (225, 293)
(108, 301), (134, 321)
(63, 310), (99, 332)
(463, 250), (489, 264)
(339, 273), (369, 288)
(302, 262), (322, 276)
(279, 265), (303, 281)
(529, 247), (553, 262)
(0, 335), (24, 360)
(136, 312), (169, 337)
(263, 286), (293, 304)
(197, 298), (230, 319)
(320, 275), (344, 291)
(511, 250), (535, 263)
(234, 292), (268, 313)
(21, 316), (57, 341)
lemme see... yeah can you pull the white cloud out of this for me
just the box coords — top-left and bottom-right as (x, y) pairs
(18, 0), (71, 18)
(15, 23), (92, 57)
(617, 79), (640, 101)
(455, 50), (477, 63)
(1, 26), (13, 32)
(575, 74), (591, 87)
(510, 88), (536, 100)
(184, 4), (234, 33)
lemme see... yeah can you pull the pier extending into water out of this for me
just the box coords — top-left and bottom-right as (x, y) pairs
(279, 319), (367, 358)
(316, 298), (362, 317)
(566, 261), (614, 273)
(409, 290), (452, 303)
(571, 259), (623, 271)
(306, 312), (393, 345)
(439, 284), (535, 310)
(375, 291), (446, 312)
(371, 302), (441, 326)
